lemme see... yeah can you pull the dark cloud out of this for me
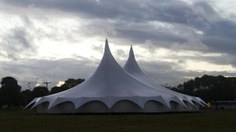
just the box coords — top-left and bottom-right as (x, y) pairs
(2, 15), (39, 60)
(201, 20), (236, 55)
(116, 28), (187, 45)
(3, 0), (147, 21)
(3, 0), (236, 54)
(1, 0), (209, 23)
(0, 26), (36, 60)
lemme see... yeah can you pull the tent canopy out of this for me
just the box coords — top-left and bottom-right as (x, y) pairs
(26, 39), (206, 113)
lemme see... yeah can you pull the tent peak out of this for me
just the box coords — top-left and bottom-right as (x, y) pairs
(105, 38), (108, 45)
(104, 39), (111, 55)
(124, 46), (143, 74)
(129, 45), (134, 58)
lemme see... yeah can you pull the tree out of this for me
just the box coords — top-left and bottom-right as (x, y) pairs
(174, 75), (236, 102)
(60, 78), (85, 90)
(32, 86), (49, 98)
(21, 89), (33, 106)
(0, 76), (22, 108)
(50, 78), (85, 94)
(50, 86), (65, 94)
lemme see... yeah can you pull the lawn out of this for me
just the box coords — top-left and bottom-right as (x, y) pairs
(0, 109), (236, 132)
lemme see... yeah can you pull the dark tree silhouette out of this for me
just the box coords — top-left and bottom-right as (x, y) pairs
(60, 78), (85, 90)
(32, 86), (49, 98)
(0, 76), (22, 108)
(21, 89), (33, 106)
(172, 75), (236, 102)
(50, 78), (85, 94)
(50, 86), (65, 94)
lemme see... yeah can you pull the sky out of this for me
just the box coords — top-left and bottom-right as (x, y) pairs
(1, 0), (236, 89)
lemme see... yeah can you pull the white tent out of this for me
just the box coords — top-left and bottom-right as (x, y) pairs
(26, 39), (206, 113)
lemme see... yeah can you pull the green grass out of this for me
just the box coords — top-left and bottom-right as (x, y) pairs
(0, 109), (236, 132)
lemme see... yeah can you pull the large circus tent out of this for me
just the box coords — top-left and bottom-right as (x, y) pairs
(26, 39), (206, 113)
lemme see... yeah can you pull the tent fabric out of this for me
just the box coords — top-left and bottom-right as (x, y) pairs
(26, 39), (206, 113)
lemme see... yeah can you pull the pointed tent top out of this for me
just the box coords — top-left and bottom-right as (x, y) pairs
(105, 38), (108, 45)
(104, 39), (112, 56)
(105, 38), (109, 49)
(124, 45), (143, 75)
(129, 45), (135, 59)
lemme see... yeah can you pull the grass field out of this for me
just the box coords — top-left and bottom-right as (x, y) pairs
(0, 109), (236, 132)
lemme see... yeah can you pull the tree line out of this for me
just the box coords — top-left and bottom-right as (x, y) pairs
(0, 76), (84, 108)
(170, 75), (236, 102)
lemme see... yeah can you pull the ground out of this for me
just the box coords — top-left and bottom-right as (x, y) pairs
(0, 109), (236, 132)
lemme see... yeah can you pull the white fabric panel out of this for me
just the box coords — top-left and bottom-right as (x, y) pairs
(111, 100), (142, 113)
(48, 101), (75, 113)
(144, 100), (169, 113)
(76, 101), (109, 113)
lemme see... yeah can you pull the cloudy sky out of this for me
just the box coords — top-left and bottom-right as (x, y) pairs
(1, 0), (236, 89)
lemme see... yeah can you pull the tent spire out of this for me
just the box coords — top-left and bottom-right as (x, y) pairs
(124, 45), (143, 74)
(129, 45), (135, 59)
(104, 38), (112, 57)
(105, 38), (108, 45)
